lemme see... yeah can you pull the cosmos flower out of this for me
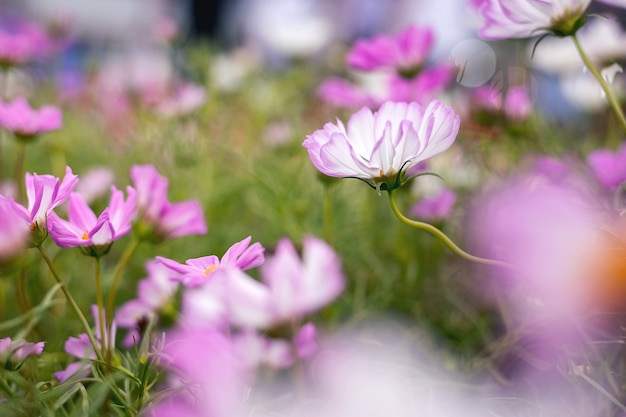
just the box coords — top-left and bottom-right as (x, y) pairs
(48, 187), (136, 255)
(156, 236), (265, 287)
(302, 100), (460, 192)
(0, 97), (62, 139)
(130, 164), (207, 242)
(587, 142), (626, 191)
(475, 0), (592, 40)
(0, 196), (29, 263)
(0, 337), (44, 370)
(346, 25), (434, 77)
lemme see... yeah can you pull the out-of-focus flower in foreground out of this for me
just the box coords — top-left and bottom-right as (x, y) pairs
(302, 100), (460, 192)
(0, 97), (62, 140)
(0, 21), (55, 67)
(130, 164), (207, 242)
(587, 142), (626, 192)
(347, 24), (434, 78)
(0, 195), (30, 264)
(410, 188), (457, 222)
(0, 337), (44, 370)
(475, 0), (592, 39)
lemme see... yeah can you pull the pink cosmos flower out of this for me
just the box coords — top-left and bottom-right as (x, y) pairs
(0, 97), (62, 139)
(48, 187), (137, 254)
(0, 195), (30, 263)
(302, 100), (460, 192)
(22, 166), (78, 228)
(410, 188), (457, 222)
(587, 142), (626, 191)
(156, 235), (265, 287)
(472, 85), (532, 122)
(153, 82), (207, 118)
(476, 0), (592, 39)
(0, 337), (44, 370)
(211, 236), (344, 329)
(0, 22), (55, 66)
(347, 25), (434, 77)
(387, 66), (454, 104)
(130, 164), (207, 241)
(316, 77), (377, 109)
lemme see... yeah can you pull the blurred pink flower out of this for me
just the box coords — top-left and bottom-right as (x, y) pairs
(0, 97), (62, 139)
(472, 85), (532, 122)
(153, 82), (207, 118)
(387, 65), (454, 105)
(0, 195), (29, 263)
(48, 186), (136, 254)
(116, 260), (180, 344)
(0, 337), (44, 370)
(587, 142), (626, 191)
(130, 164), (207, 241)
(149, 327), (248, 417)
(316, 77), (376, 109)
(157, 235), (265, 287)
(0, 21), (55, 66)
(74, 167), (115, 204)
(347, 25), (434, 77)
(302, 100), (460, 192)
(410, 188), (457, 221)
(475, 0), (592, 39)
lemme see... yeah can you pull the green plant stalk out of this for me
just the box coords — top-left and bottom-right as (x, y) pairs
(323, 183), (333, 244)
(94, 257), (107, 361)
(387, 191), (516, 271)
(105, 237), (140, 317)
(37, 246), (103, 362)
(572, 33), (626, 134)
(14, 141), (25, 203)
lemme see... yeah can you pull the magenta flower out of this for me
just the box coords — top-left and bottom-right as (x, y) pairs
(0, 97), (62, 139)
(0, 337), (44, 370)
(157, 235), (265, 287)
(410, 188), (457, 222)
(23, 166), (78, 229)
(317, 77), (376, 109)
(0, 196), (29, 263)
(587, 143), (626, 192)
(48, 186), (136, 255)
(347, 25), (434, 77)
(476, 0), (592, 39)
(130, 164), (207, 241)
(473, 85), (532, 122)
(302, 100), (460, 192)
(387, 66), (454, 105)
(0, 22), (55, 66)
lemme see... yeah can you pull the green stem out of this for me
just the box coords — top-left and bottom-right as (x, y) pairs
(14, 141), (25, 203)
(37, 246), (103, 362)
(572, 33), (626, 134)
(323, 183), (333, 244)
(388, 191), (515, 271)
(94, 257), (107, 360)
(105, 237), (140, 317)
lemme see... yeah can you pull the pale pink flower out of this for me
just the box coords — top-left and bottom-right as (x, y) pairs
(75, 167), (115, 204)
(387, 66), (453, 105)
(316, 77), (376, 109)
(0, 21), (55, 66)
(0, 97), (62, 138)
(476, 0), (592, 40)
(472, 85), (532, 122)
(153, 83), (207, 118)
(347, 25), (434, 76)
(302, 100), (460, 192)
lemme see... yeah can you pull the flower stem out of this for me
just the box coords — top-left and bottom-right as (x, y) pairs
(37, 246), (103, 362)
(572, 33), (626, 134)
(323, 183), (333, 244)
(387, 191), (515, 271)
(14, 141), (25, 203)
(94, 256), (107, 360)
(105, 237), (140, 317)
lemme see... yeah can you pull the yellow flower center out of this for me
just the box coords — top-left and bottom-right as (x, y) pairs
(204, 265), (218, 275)
(81, 231), (89, 240)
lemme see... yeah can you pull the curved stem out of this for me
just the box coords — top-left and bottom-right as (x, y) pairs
(388, 192), (515, 271)
(105, 237), (140, 317)
(14, 141), (25, 203)
(572, 33), (626, 134)
(323, 183), (333, 244)
(36, 246), (103, 362)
